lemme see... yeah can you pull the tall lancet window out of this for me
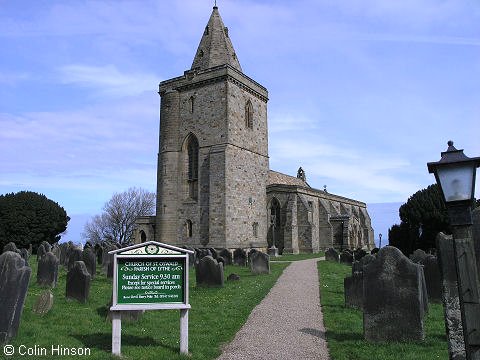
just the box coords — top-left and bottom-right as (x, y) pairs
(245, 100), (253, 129)
(187, 135), (199, 200)
(189, 96), (194, 113)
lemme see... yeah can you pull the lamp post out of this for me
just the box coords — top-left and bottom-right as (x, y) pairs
(379, 233), (382, 248)
(427, 140), (480, 360)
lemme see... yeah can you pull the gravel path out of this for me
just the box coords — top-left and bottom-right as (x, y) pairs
(216, 258), (330, 360)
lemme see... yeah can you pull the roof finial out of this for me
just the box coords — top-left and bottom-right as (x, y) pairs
(214, 0), (217, 8)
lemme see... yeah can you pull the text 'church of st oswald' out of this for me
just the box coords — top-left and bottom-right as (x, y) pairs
(134, 6), (375, 253)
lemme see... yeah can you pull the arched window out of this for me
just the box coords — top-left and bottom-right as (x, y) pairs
(245, 100), (253, 129)
(140, 230), (147, 243)
(186, 135), (199, 200)
(186, 220), (193, 238)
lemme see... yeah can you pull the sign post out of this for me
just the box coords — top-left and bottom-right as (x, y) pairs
(109, 241), (194, 356)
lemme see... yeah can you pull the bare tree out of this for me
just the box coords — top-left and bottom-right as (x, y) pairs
(82, 187), (155, 245)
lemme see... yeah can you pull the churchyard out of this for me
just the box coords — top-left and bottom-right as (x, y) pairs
(0, 241), (455, 359)
(1, 245), (289, 360)
(319, 259), (448, 359)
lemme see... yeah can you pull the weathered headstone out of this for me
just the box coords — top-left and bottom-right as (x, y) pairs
(370, 247), (379, 255)
(325, 248), (339, 262)
(363, 246), (426, 342)
(66, 261), (91, 303)
(344, 275), (363, 309)
(68, 248), (83, 271)
(37, 252), (59, 288)
(19, 248), (29, 266)
(250, 251), (270, 274)
(2, 242), (18, 254)
(421, 255), (442, 303)
(82, 248), (96, 279)
(227, 273), (240, 281)
(218, 248), (232, 265)
(233, 248), (247, 266)
(339, 250), (353, 265)
(410, 249), (428, 264)
(345, 255), (376, 310)
(36, 244), (47, 260)
(195, 256), (224, 287)
(353, 248), (367, 261)
(94, 244), (103, 265)
(40, 241), (52, 253)
(33, 291), (54, 316)
(0, 251), (31, 344)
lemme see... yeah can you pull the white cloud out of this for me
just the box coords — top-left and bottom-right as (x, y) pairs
(58, 64), (159, 97)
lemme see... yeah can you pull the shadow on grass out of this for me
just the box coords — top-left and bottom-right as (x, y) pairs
(326, 330), (364, 342)
(72, 332), (176, 352)
(299, 328), (326, 340)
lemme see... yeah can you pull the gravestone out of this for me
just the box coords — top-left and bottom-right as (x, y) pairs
(58, 243), (69, 266)
(227, 273), (240, 281)
(66, 261), (91, 303)
(195, 256), (224, 287)
(37, 252), (59, 288)
(410, 249), (428, 264)
(363, 246), (426, 342)
(82, 248), (96, 279)
(339, 250), (353, 265)
(195, 248), (212, 263)
(345, 255), (376, 310)
(325, 248), (339, 262)
(370, 247), (379, 255)
(68, 248), (83, 271)
(233, 248), (247, 266)
(40, 241), (51, 253)
(102, 244), (118, 276)
(0, 251), (31, 344)
(353, 248), (367, 261)
(19, 248), (29, 266)
(36, 244), (47, 260)
(421, 255), (442, 303)
(344, 275), (363, 310)
(250, 252), (270, 274)
(217, 256), (226, 268)
(247, 249), (258, 264)
(95, 244), (103, 265)
(33, 291), (54, 316)
(208, 247), (218, 259)
(2, 242), (18, 254)
(218, 248), (232, 265)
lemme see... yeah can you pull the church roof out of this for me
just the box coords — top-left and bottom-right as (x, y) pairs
(268, 170), (309, 187)
(191, 6), (242, 72)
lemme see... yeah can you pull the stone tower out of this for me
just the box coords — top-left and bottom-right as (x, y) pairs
(155, 6), (269, 249)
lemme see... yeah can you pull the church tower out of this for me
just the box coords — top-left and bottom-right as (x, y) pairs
(155, 6), (269, 249)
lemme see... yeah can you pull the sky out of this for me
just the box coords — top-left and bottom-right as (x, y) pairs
(1, 0), (479, 244)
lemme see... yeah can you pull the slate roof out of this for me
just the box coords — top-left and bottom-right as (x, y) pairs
(268, 170), (309, 187)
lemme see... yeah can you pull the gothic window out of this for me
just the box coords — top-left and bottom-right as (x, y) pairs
(140, 230), (147, 243)
(189, 96), (194, 113)
(245, 100), (253, 129)
(186, 220), (193, 238)
(186, 135), (199, 200)
(204, 26), (209, 35)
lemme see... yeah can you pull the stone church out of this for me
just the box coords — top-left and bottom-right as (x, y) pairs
(134, 6), (375, 253)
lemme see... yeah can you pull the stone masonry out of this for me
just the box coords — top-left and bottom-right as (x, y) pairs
(134, 5), (374, 253)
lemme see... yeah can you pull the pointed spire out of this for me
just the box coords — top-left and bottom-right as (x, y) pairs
(191, 6), (242, 72)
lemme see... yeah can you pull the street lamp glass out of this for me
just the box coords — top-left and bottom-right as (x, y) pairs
(437, 164), (474, 202)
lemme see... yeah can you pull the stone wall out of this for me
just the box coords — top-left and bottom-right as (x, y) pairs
(155, 65), (269, 249)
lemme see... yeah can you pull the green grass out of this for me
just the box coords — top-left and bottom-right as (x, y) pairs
(318, 260), (449, 360)
(8, 258), (289, 360)
(272, 252), (325, 262)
